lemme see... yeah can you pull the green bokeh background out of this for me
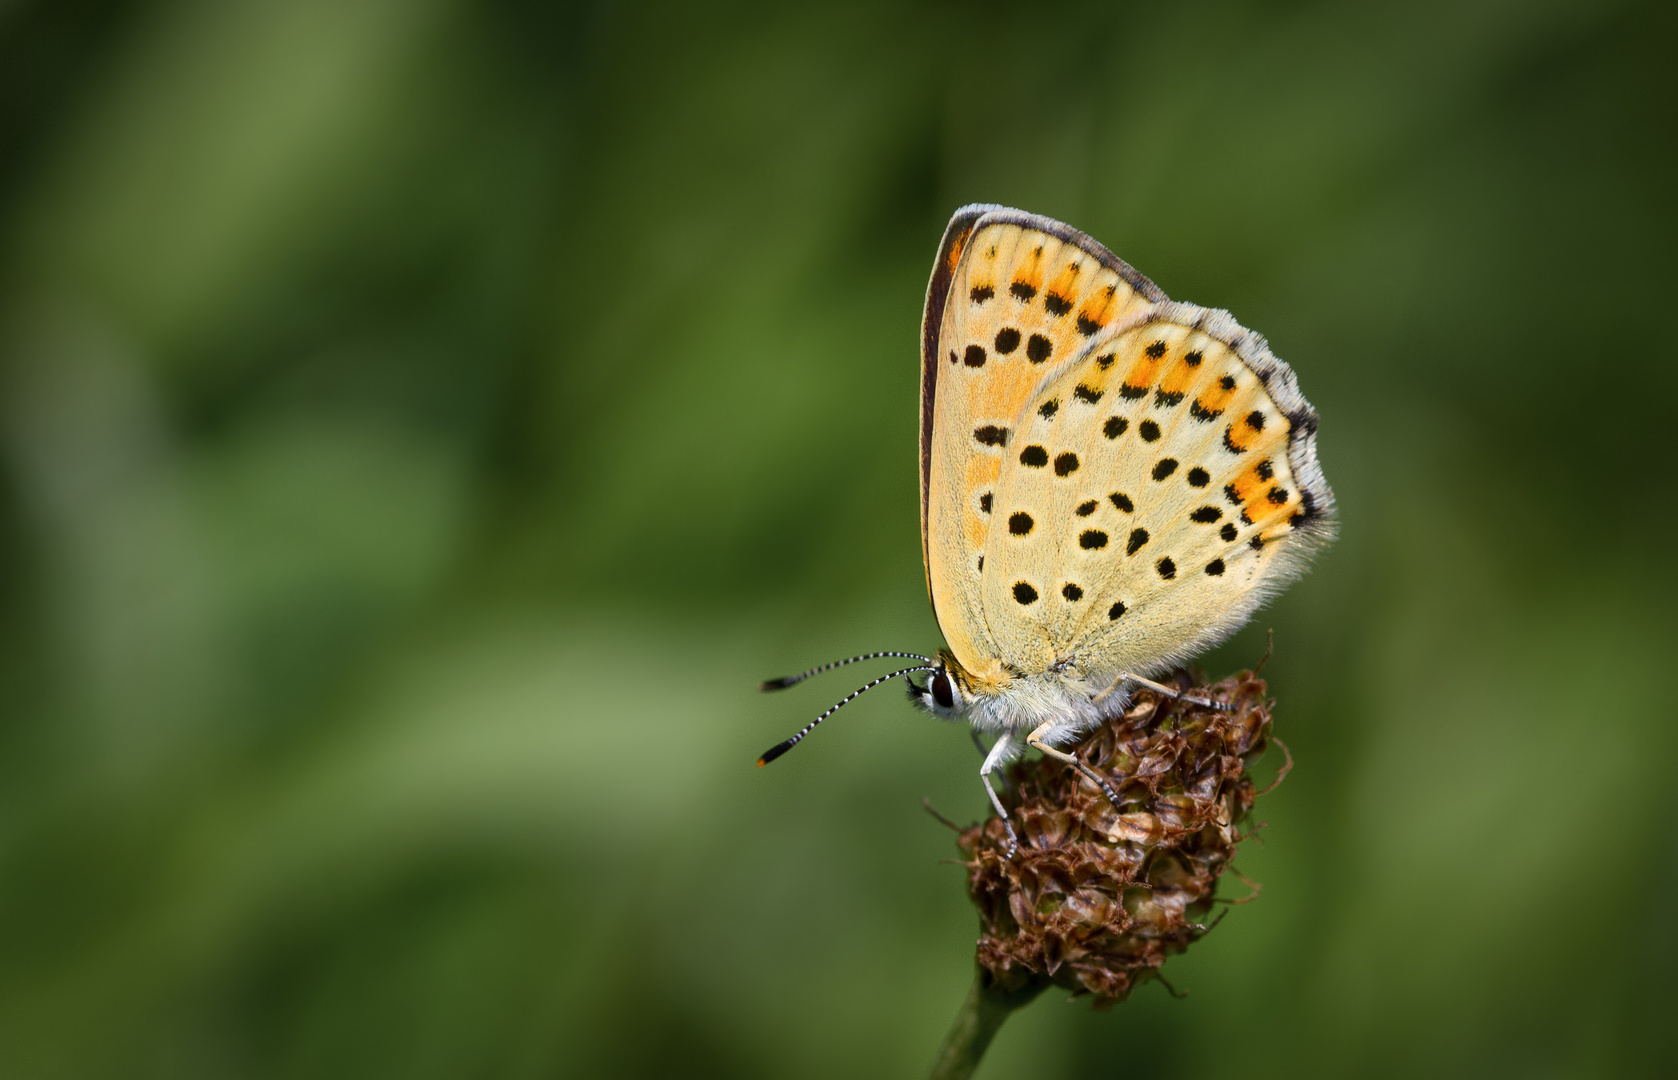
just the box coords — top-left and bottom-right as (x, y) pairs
(2, 1), (1673, 1076)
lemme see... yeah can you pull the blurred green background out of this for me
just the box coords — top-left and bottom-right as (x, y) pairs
(1, 0), (1673, 1076)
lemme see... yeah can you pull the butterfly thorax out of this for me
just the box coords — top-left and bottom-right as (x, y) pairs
(910, 649), (1111, 748)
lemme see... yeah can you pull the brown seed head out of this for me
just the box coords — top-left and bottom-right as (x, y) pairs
(957, 669), (1283, 1007)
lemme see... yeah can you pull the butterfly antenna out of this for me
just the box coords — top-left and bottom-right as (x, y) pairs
(759, 651), (934, 691)
(756, 664), (934, 766)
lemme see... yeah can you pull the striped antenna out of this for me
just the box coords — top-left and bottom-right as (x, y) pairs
(756, 664), (935, 767)
(759, 651), (934, 691)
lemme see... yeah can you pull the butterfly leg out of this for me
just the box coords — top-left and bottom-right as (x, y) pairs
(979, 733), (1021, 858)
(1025, 721), (1124, 811)
(1091, 672), (1232, 711)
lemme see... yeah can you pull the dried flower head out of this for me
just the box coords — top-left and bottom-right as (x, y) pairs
(956, 668), (1285, 1006)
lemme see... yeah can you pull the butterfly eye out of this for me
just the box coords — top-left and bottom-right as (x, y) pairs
(931, 673), (955, 709)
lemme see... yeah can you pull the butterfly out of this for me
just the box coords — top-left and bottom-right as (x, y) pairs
(758, 205), (1335, 854)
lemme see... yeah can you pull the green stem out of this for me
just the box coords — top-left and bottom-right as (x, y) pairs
(926, 969), (1047, 1080)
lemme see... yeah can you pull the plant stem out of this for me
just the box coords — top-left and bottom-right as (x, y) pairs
(926, 969), (1047, 1080)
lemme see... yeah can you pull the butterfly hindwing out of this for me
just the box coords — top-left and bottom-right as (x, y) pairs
(981, 306), (1332, 680)
(921, 208), (1162, 678)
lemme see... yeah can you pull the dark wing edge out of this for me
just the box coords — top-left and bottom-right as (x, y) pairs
(919, 204), (998, 602)
(968, 206), (1169, 309)
(918, 204), (1171, 602)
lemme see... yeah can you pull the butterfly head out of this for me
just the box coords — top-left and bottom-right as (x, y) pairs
(906, 649), (1004, 720)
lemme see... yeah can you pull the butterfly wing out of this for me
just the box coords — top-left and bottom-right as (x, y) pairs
(920, 207), (1164, 678)
(921, 207), (1335, 684)
(981, 303), (1335, 681)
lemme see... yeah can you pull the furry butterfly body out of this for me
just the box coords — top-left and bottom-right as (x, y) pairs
(761, 205), (1334, 850)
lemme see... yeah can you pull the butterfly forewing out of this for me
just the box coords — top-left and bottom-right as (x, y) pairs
(922, 211), (1162, 677)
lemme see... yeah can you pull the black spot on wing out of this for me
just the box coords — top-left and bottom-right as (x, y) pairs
(1079, 530), (1108, 550)
(1095, 353), (1115, 369)
(978, 492), (992, 514)
(1026, 334), (1052, 363)
(974, 425), (1008, 447)
(1145, 341), (1167, 358)
(1152, 458), (1178, 481)
(1061, 582), (1083, 601)
(970, 285), (994, 304)
(1108, 601), (1126, 620)
(1073, 384), (1103, 404)
(1139, 420), (1161, 442)
(1126, 528), (1149, 555)
(1009, 512), (1033, 535)
(1155, 389), (1184, 407)
(1019, 445), (1048, 467)
(1013, 581), (1038, 604)
(1256, 459), (1274, 481)
(1189, 401), (1223, 421)
(1103, 417), (1128, 439)
(1110, 492), (1133, 512)
(1190, 506), (1221, 523)
(1205, 558), (1225, 576)
(964, 344), (986, 367)
(1054, 452), (1079, 477)
(1156, 557), (1176, 579)
(995, 328), (1021, 354)
(1291, 490), (1320, 528)
(1184, 351), (1203, 367)
(1187, 467), (1210, 487)
(1044, 292), (1072, 315)
(1039, 399), (1059, 419)
(1010, 281), (1037, 301)
(1220, 522), (1238, 542)
(1076, 499), (1097, 517)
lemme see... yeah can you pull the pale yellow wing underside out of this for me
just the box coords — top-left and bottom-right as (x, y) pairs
(921, 213), (1160, 678)
(920, 206), (1334, 684)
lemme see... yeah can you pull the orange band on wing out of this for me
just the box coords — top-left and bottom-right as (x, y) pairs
(1156, 353), (1199, 403)
(1008, 243), (1045, 299)
(1042, 260), (1083, 317)
(1121, 339), (1169, 395)
(1191, 375), (1237, 420)
(1075, 284), (1118, 337)
(1221, 408), (1268, 453)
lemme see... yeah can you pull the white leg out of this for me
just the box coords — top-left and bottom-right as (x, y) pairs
(979, 732), (1021, 858)
(1090, 670), (1230, 710)
(1025, 720), (1124, 810)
